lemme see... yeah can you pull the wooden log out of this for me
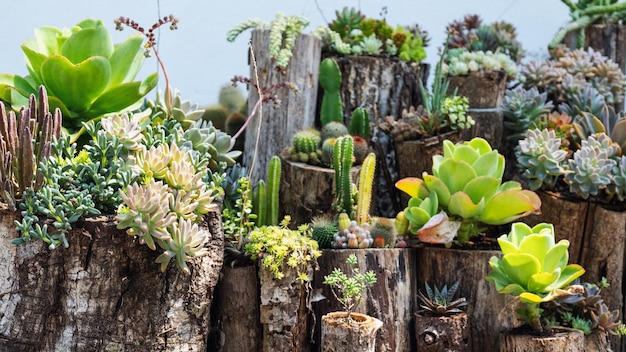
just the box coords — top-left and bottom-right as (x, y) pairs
(279, 148), (361, 226)
(585, 330), (612, 352)
(209, 264), (261, 352)
(259, 264), (312, 352)
(0, 207), (223, 351)
(447, 70), (507, 149)
(313, 248), (419, 352)
(243, 29), (321, 184)
(414, 312), (470, 352)
(417, 246), (509, 352)
(321, 312), (383, 352)
(499, 327), (585, 352)
(524, 191), (626, 352)
(563, 24), (626, 74)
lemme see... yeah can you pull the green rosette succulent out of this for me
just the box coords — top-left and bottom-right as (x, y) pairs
(396, 137), (541, 244)
(486, 222), (586, 332)
(516, 129), (568, 190)
(0, 18), (158, 139)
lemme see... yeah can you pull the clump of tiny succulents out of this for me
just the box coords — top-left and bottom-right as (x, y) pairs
(417, 281), (468, 316)
(446, 14), (524, 64)
(443, 49), (518, 80)
(521, 45), (626, 106)
(331, 213), (374, 249)
(313, 6), (429, 63)
(244, 216), (321, 282)
(226, 12), (310, 71)
(542, 278), (626, 336)
(323, 253), (377, 321)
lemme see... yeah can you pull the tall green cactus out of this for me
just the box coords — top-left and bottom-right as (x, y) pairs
(356, 153), (376, 225)
(253, 179), (267, 226)
(319, 58), (344, 126)
(333, 135), (354, 215)
(252, 155), (281, 226)
(349, 107), (371, 140)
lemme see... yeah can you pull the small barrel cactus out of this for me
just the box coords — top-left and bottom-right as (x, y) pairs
(290, 128), (322, 165)
(321, 138), (337, 166)
(321, 121), (349, 141)
(369, 217), (397, 248)
(310, 215), (339, 249)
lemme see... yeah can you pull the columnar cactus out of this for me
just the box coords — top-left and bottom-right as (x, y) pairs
(355, 153), (376, 226)
(333, 135), (354, 215)
(349, 107), (371, 139)
(319, 58), (344, 126)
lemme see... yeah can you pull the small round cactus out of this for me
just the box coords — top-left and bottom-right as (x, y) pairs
(352, 135), (369, 165)
(321, 138), (337, 166)
(369, 217), (397, 248)
(310, 215), (339, 249)
(321, 121), (349, 141)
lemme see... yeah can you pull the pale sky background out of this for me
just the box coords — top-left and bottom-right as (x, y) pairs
(0, 0), (571, 107)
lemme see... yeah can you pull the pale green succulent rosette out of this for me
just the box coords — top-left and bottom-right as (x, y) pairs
(486, 222), (585, 331)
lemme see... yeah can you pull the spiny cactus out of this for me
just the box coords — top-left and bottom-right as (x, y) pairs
(290, 128), (322, 165)
(352, 136), (369, 165)
(349, 107), (371, 140)
(310, 215), (339, 249)
(355, 153), (376, 225)
(321, 137), (337, 166)
(516, 129), (569, 190)
(321, 121), (349, 141)
(333, 136), (354, 215)
(319, 58), (344, 126)
(0, 86), (62, 209)
(369, 217), (397, 248)
(252, 179), (267, 226)
(252, 156), (281, 226)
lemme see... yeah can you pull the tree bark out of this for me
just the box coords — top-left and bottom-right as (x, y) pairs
(313, 248), (419, 352)
(321, 312), (383, 352)
(209, 264), (261, 352)
(585, 330), (612, 352)
(414, 312), (470, 352)
(524, 191), (626, 352)
(417, 246), (509, 352)
(243, 29), (322, 185)
(0, 207), (223, 352)
(279, 148), (361, 227)
(500, 327), (585, 352)
(447, 70), (507, 149)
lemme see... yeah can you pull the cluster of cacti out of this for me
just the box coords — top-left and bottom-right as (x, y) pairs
(331, 213), (373, 249)
(289, 128), (323, 165)
(202, 84), (247, 132)
(252, 155), (281, 226)
(443, 49), (519, 80)
(0, 86), (61, 209)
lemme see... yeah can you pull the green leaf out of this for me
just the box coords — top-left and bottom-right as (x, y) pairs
(463, 175), (500, 204)
(21, 44), (49, 84)
(527, 271), (558, 294)
(519, 292), (546, 303)
(480, 190), (541, 225)
(466, 137), (492, 154)
(502, 253), (542, 289)
(452, 144), (480, 165)
(448, 192), (484, 219)
(423, 174), (451, 206)
(497, 236), (519, 255)
(61, 21), (113, 64)
(108, 34), (145, 88)
(543, 241), (570, 274)
(406, 207), (432, 227)
(518, 233), (554, 267)
(472, 151), (501, 178)
(87, 72), (158, 118)
(508, 222), (533, 247)
(437, 159), (476, 194)
(41, 55), (111, 113)
(549, 264), (585, 290)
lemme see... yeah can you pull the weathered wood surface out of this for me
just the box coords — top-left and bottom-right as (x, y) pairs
(321, 312), (383, 352)
(0, 208), (224, 352)
(414, 312), (470, 352)
(447, 70), (507, 149)
(585, 330), (612, 352)
(243, 29), (321, 184)
(417, 246), (508, 352)
(500, 327), (585, 352)
(315, 56), (429, 218)
(209, 264), (261, 352)
(279, 148), (361, 226)
(525, 191), (626, 352)
(313, 248), (419, 352)
(259, 264), (312, 352)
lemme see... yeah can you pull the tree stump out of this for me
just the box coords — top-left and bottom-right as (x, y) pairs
(321, 312), (383, 352)
(585, 330), (612, 352)
(447, 70), (508, 149)
(524, 191), (626, 352)
(313, 248), (419, 352)
(279, 148), (361, 226)
(414, 312), (470, 352)
(259, 264), (312, 352)
(0, 207), (223, 351)
(209, 264), (261, 352)
(315, 56), (430, 218)
(417, 246), (509, 352)
(500, 327), (585, 352)
(243, 29), (321, 185)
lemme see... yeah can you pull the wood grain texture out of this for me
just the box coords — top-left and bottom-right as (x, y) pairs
(321, 312), (382, 352)
(500, 327), (584, 352)
(414, 312), (470, 352)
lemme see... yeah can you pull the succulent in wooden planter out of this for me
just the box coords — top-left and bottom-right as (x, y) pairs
(486, 222), (586, 333)
(417, 281), (468, 316)
(396, 137), (541, 245)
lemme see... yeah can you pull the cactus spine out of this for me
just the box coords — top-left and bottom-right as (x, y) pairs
(349, 107), (371, 140)
(333, 135), (354, 215)
(356, 152), (376, 225)
(266, 155), (281, 226)
(319, 58), (344, 126)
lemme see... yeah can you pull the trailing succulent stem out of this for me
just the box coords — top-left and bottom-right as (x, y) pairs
(319, 58), (344, 126)
(333, 136), (354, 215)
(356, 153), (376, 225)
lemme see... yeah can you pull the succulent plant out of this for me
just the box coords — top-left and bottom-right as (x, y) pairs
(486, 222), (586, 332)
(417, 281), (468, 316)
(328, 7), (365, 39)
(516, 129), (569, 190)
(310, 215), (338, 249)
(355, 153), (376, 225)
(349, 107), (371, 140)
(321, 121), (349, 141)
(0, 18), (158, 140)
(443, 49), (519, 80)
(396, 137), (541, 244)
(565, 134), (618, 199)
(0, 86), (62, 209)
(290, 128), (322, 165)
(180, 119), (242, 172)
(440, 95), (474, 131)
(332, 136), (354, 216)
(502, 86), (554, 141)
(155, 217), (210, 275)
(368, 217), (397, 248)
